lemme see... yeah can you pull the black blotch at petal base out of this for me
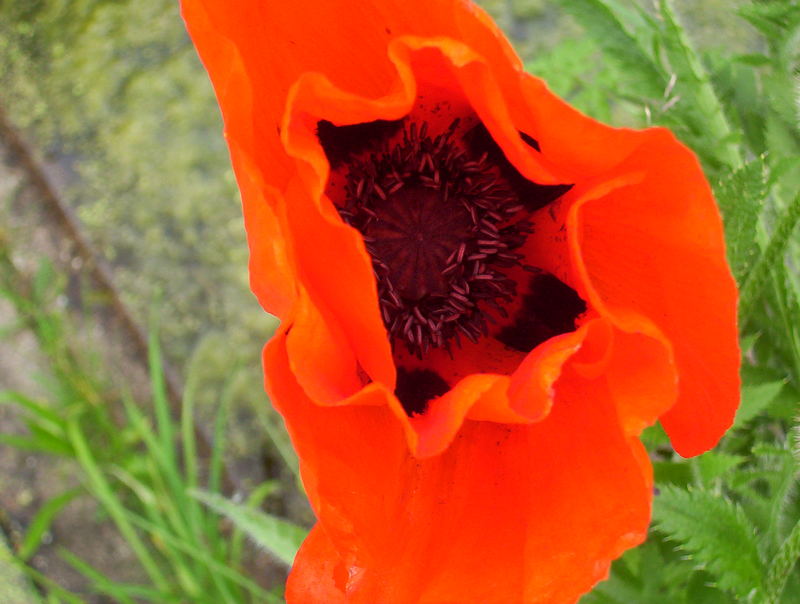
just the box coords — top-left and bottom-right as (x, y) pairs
(496, 273), (587, 353)
(395, 367), (450, 416)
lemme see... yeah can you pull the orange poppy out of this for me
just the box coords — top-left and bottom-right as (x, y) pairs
(182, 1), (740, 602)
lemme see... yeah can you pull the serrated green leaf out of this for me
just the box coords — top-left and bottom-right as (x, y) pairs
(737, 2), (800, 52)
(740, 191), (800, 320)
(654, 460), (693, 488)
(765, 516), (800, 604)
(652, 486), (765, 599)
(558, 0), (664, 98)
(695, 452), (745, 486)
(190, 489), (307, 566)
(767, 382), (800, 422)
(684, 570), (732, 604)
(714, 159), (767, 283)
(736, 365), (789, 428)
(657, 0), (742, 170)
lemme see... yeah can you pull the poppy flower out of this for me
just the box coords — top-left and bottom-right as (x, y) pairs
(182, 0), (740, 602)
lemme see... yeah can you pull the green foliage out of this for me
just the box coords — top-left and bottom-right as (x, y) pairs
(191, 490), (307, 567)
(657, 0), (744, 170)
(739, 192), (800, 321)
(0, 255), (293, 602)
(558, 0), (664, 99)
(541, 1), (800, 602)
(653, 486), (765, 598)
(16, 489), (80, 562)
(715, 158), (768, 283)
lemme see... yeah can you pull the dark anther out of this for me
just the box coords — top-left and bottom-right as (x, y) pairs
(519, 131), (540, 151)
(316, 119), (404, 169)
(463, 122), (572, 213)
(496, 272), (586, 353)
(395, 367), (450, 416)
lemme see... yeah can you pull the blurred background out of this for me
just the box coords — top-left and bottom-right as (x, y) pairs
(0, 1), (798, 603)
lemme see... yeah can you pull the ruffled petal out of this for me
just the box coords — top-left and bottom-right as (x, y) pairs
(282, 173), (396, 389)
(391, 318), (603, 458)
(286, 287), (368, 404)
(183, 0), (529, 191)
(234, 165), (296, 318)
(265, 328), (652, 604)
(566, 128), (739, 456)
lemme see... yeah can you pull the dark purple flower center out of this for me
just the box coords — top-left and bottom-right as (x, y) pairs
(317, 115), (587, 413)
(335, 120), (534, 357)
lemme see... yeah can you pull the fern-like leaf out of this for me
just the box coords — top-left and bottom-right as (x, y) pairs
(652, 486), (766, 599)
(740, 191), (800, 321)
(714, 158), (767, 284)
(559, 0), (664, 98)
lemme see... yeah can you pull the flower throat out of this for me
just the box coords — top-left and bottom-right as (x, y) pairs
(318, 116), (580, 360)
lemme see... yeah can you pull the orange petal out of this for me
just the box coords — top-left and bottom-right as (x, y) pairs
(265, 329), (652, 604)
(384, 318), (611, 459)
(183, 0), (526, 192)
(282, 173), (396, 389)
(286, 525), (347, 604)
(606, 329), (678, 437)
(286, 288), (367, 405)
(567, 128), (739, 456)
(231, 145), (297, 317)
(516, 75), (649, 182)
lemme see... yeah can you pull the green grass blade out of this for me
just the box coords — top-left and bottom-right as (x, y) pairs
(12, 563), (84, 604)
(190, 489), (306, 567)
(118, 393), (237, 601)
(0, 433), (70, 456)
(0, 390), (64, 428)
(124, 511), (278, 603)
(208, 379), (233, 496)
(18, 488), (81, 561)
(119, 386), (205, 588)
(24, 422), (72, 457)
(66, 418), (170, 592)
(58, 549), (140, 604)
(176, 341), (211, 581)
(146, 319), (176, 470)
